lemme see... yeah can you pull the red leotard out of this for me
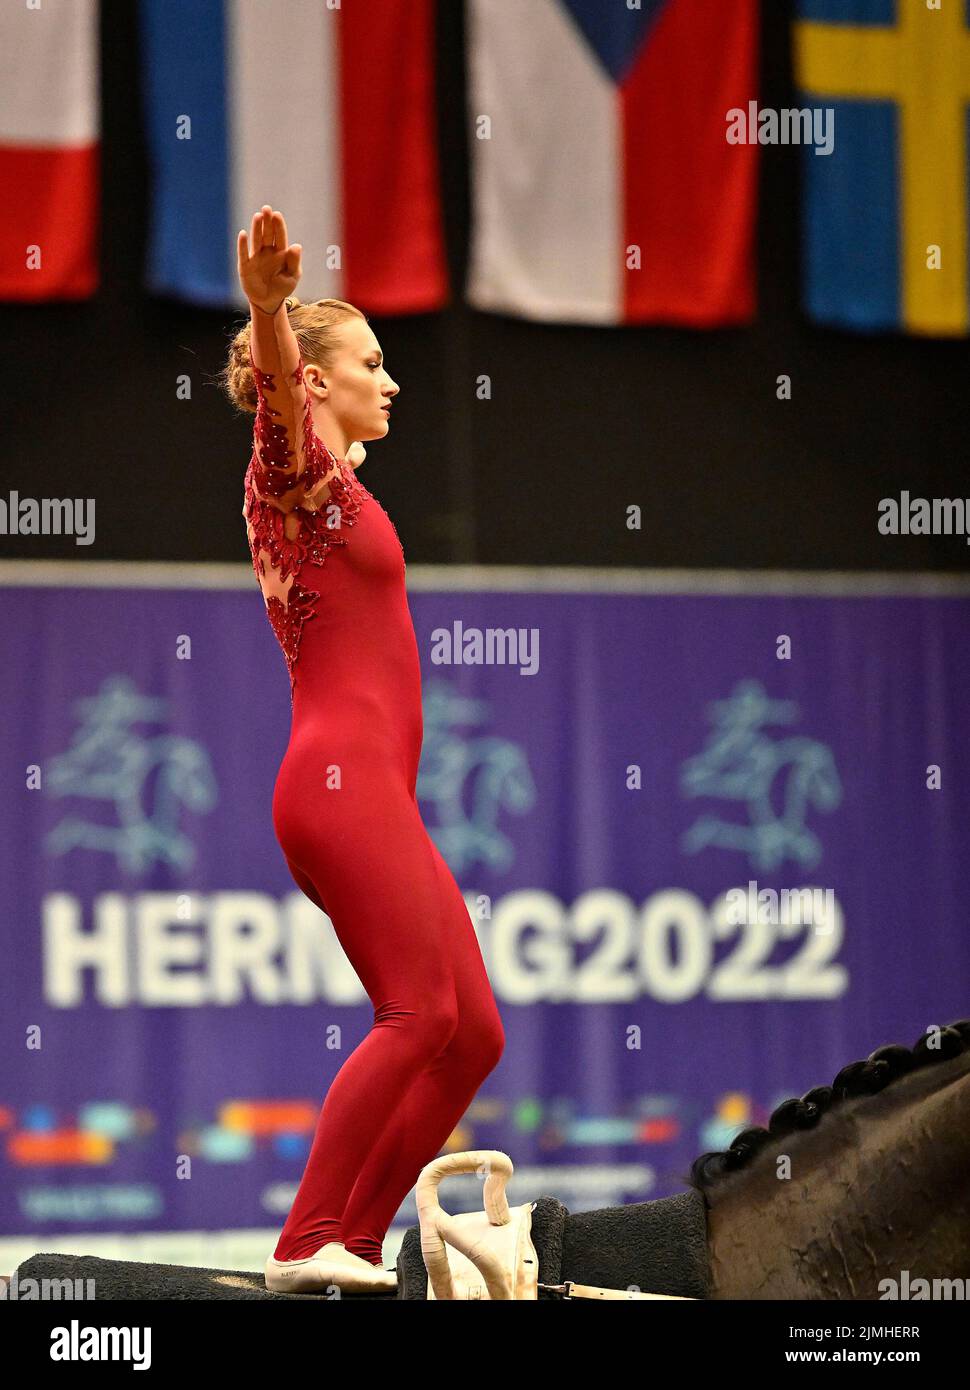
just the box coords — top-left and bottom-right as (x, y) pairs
(242, 348), (504, 1265)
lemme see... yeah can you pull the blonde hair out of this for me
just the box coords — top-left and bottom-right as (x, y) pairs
(221, 296), (368, 414)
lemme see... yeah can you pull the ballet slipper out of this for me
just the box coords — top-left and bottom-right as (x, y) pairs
(320, 1242), (382, 1270)
(265, 1242), (398, 1294)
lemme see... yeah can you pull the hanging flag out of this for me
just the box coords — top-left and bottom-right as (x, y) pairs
(465, 0), (759, 326)
(794, 0), (970, 336)
(0, 0), (100, 301)
(139, 0), (448, 313)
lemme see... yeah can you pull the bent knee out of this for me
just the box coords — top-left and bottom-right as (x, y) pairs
(481, 1013), (506, 1071)
(374, 997), (459, 1059)
(452, 1009), (505, 1075)
(426, 1001), (461, 1055)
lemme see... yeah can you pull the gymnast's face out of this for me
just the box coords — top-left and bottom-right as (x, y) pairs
(307, 316), (399, 446)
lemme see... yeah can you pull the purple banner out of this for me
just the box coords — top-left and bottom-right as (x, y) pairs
(1, 576), (968, 1240)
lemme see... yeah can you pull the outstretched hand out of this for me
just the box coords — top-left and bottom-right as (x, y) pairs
(238, 206), (302, 314)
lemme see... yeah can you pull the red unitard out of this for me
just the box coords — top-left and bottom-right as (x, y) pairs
(242, 345), (504, 1266)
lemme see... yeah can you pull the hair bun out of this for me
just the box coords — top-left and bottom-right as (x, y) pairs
(221, 294), (365, 415)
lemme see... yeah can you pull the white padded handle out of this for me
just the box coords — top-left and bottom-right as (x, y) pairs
(415, 1150), (515, 1300)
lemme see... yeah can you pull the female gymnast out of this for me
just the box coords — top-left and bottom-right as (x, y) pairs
(223, 206), (505, 1293)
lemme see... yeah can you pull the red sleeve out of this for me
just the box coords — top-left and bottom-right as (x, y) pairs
(249, 345), (337, 504)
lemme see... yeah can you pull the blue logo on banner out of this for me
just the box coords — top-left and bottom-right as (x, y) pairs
(679, 679), (842, 871)
(418, 679), (536, 873)
(44, 675), (218, 874)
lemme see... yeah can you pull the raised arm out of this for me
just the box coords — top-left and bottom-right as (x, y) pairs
(238, 206), (335, 507)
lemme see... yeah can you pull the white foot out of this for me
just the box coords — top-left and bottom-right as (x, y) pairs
(322, 1243), (383, 1271)
(265, 1242), (398, 1294)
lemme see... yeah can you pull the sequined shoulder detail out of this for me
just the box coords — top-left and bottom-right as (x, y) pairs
(242, 353), (366, 700)
(249, 346), (334, 500)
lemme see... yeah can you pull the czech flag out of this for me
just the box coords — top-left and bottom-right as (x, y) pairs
(0, 0), (100, 301)
(465, 0), (760, 326)
(139, 0), (448, 313)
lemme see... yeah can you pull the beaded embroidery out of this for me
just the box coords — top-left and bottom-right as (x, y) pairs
(242, 348), (366, 700)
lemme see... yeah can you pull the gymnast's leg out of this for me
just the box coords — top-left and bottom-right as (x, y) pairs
(272, 796), (470, 1264)
(284, 856), (327, 913)
(340, 835), (505, 1266)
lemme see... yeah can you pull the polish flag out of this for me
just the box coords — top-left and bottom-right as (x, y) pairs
(0, 0), (100, 300)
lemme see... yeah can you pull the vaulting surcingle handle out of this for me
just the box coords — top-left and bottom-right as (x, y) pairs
(416, 1149), (514, 1225)
(415, 1150), (516, 1301)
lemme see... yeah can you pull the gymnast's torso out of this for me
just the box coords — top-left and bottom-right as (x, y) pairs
(242, 356), (425, 883)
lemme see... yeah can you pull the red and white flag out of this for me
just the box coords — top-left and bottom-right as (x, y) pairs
(0, 0), (100, 300)
(465, 0), (759, 326)
(140, 0), (448, 312)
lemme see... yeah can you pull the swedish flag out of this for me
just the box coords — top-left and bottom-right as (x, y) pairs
(795, 0), (970, 335)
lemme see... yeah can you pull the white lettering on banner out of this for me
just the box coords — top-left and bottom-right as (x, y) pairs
(42, 892), (366, 1008)
(41, 887), (847, 1007)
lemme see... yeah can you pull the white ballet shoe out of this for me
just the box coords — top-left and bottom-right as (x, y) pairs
(264, 1242), (398, 1294)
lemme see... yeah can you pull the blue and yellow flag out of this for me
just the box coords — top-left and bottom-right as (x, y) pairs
(794, 0), (970, 335)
